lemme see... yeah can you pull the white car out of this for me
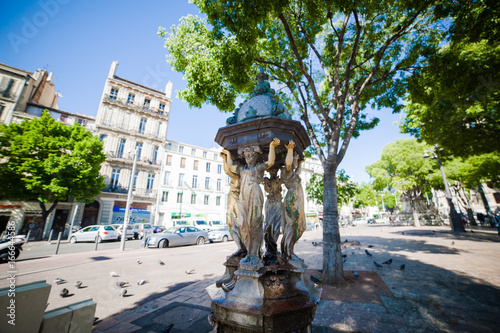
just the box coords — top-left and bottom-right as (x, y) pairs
(69, 225), (118, 243)
(208, 226), (233, 243)
(112, 224), (134, 240)
(131, 223), (153, 239)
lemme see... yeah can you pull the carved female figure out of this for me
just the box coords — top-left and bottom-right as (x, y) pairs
(263, 168), (284, 261)
(220, 151), (247, 257)
(281, 141), (306, 261)
(223, 138), (280, 267)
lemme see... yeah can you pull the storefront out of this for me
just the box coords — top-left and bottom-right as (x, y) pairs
(111, 205), (152, 225)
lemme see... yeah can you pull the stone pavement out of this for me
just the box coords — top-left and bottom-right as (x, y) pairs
(91, 225), (500, 333)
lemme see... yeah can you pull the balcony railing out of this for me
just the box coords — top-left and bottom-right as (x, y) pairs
(101, 186), (158, 198)
(103, 96), (168, 116)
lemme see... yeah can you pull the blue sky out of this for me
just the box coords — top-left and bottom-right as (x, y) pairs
(0, 0), (411, 183)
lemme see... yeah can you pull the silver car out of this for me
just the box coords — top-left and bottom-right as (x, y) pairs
(69, 225), (118, 243)
(145, 226), (208, 248)
(208, 226), (233, 243)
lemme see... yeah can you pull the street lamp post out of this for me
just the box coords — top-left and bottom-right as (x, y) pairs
(120, 149), (138, 251)
(423, 146), (465, 232)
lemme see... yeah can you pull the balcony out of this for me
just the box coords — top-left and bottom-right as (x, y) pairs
(101, 186), (158, 198)
(102, 96), (169, 117)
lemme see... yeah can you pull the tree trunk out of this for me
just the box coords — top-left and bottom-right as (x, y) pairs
(322, 166), (344, 284)
(39, 200), (58, 238)
(410, 190), (420, 227)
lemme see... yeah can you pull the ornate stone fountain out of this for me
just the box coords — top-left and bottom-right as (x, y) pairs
(206, 70), (321, 332)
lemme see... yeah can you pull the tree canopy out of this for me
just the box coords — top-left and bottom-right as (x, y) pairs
(0, 111), (106, 223)
(159, 0), (444, 284)
(402, 0), (500, 158)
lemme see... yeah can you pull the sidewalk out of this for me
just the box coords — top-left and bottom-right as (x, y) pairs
(85, 225), (498, 332)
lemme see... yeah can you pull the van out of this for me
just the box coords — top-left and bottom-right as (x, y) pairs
(131, 223), (153, 239)
(193, 219), (211, 232)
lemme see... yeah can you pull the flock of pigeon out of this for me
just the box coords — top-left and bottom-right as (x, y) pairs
(310, 239), (406, 284)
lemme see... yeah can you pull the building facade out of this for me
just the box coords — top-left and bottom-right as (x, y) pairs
(90, 61), (172, 228)
(157, 140), (227, 228)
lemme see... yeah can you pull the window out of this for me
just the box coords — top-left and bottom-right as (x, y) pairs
(204, 195), (209, 205)
(191, 148), (196, 156)
(217, 164), (222, 174)
(193, 160), (198, 170)
(206, 162), (211, 172)
(117, 139), (126, 158)
(166, 155), (172, 166)
(111, 169), (120, 189)
(162, 191), (169, 202)
(109, 88), (118, 100)
(152, 146), (159, 164)
(135, 142), (143, 159)
(178, 145), (184, 153)
(205, 177), (210, 189)
(180, 157), (186, 168)
(143, 98), (150, 110)
(217, 179), (222, 191)
(191, 193), (196, 204)
(133, 171), (138, 190)
(77, 118), (86, 126)
(192, 175), (198, 189)
(178, 173), (184, 187)
(203, 151), (207, 158)
(138, 118), (147, 134)
(147, 174), (155, 191)
(156, 121), (162, 137)
(166, 143), (172, 151)
(177, 192), (183, 203)
(121, 112), (130, 130)
(216, 196), (221, 206)
(127, 93), (135, 105)
(213, 153), (218, 160)
(159, 103), (165, 113)
(60, 115), (68, 122)
(99, 134), (107, 142)
(163, 171), (170, 185)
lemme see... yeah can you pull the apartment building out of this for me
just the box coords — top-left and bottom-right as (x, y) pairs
(91, 61), (172, 228)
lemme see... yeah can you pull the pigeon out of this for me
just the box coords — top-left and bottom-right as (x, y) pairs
(351, 251), (355, 255)
(451, 241), (455, 245)
(400, 264), (406, 270)
(74, 281), (82, 288)
(365, 249), (372, 256)
(137, 259), (142, 265)
(158, 259), (165, 265)
(342, 259), (346, 263)
(54, 278), (66, 285)
(60, 288), (69, 297)
(116, 282), (128, 288)
(374, 261), (383, 268)
(382, 259), (393, 265)
(352, 271), (360, 278)
(163, 324), (174, 333)
(312, 241), (318, 246)
(310, 275), (322, 284)
(137, 279), (148, 285)
(110, 272), (119, 277)
(342, 254), (347, 258)
(368, 245), (374, 248)
(185, 269), (195, 274)
(119, 288), (127, 297)
(402, 232), (405, 235)
(344, 239), (348, 243)
(470, 229), (474, 233)
(93, 317), (100, 325)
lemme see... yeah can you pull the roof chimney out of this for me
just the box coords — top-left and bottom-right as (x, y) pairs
(47, 72), (53, 81)
(165, 81), (172, 98)
(108, 61), (119, 78)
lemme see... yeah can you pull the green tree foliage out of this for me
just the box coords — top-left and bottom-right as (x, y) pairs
(402, 0), (500, 158)
(366, 139), (443, 226)
(352, 183), (377, 208)
(306, 170), (357, 206)
(0, 111), (106, 226)
(159, 0), (443, 284)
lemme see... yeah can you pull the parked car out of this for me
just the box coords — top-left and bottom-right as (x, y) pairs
(131, 223), (153, 240)
(69, 225), (118, 243)
(145, 226), (208, 248)
(208, 226), (233, 243)
(153, 225), (165, 233)
(367, 218), (375, 224)
(353, 218), (368, 225)
(111, 224), (134, 240)
(193, 219), (212, 232)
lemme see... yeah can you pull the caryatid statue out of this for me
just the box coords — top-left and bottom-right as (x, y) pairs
(263, 168), (284, 262)
(220, 150), (247, 257)
(222, 138), (280, 267)
(281, 140), (306, 261)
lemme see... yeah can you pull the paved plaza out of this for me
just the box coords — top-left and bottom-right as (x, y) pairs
(4, 224), (499, 332)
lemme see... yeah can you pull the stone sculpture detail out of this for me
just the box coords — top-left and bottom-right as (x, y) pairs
(263, 168), (284, 262)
